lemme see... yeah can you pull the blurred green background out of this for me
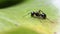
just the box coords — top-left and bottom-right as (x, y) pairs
(0, 0), (57, 34)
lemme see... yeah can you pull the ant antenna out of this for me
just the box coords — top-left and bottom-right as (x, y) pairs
(22, 12), (31, 17)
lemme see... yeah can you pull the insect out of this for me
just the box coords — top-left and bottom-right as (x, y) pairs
(31, 10), (46, 19)
(23, 10), (54, 23)
(31, 10), (54, 23)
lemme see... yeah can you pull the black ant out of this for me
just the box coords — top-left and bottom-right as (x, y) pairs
(31, 10), (46, 19)
(23, 10), (54, 23)
(31, 10), (54, 23)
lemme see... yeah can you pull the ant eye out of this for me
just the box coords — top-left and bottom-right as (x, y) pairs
(0, 0), (25, 9)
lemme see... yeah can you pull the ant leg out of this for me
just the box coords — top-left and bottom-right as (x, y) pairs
(46, 18), (54, 23)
